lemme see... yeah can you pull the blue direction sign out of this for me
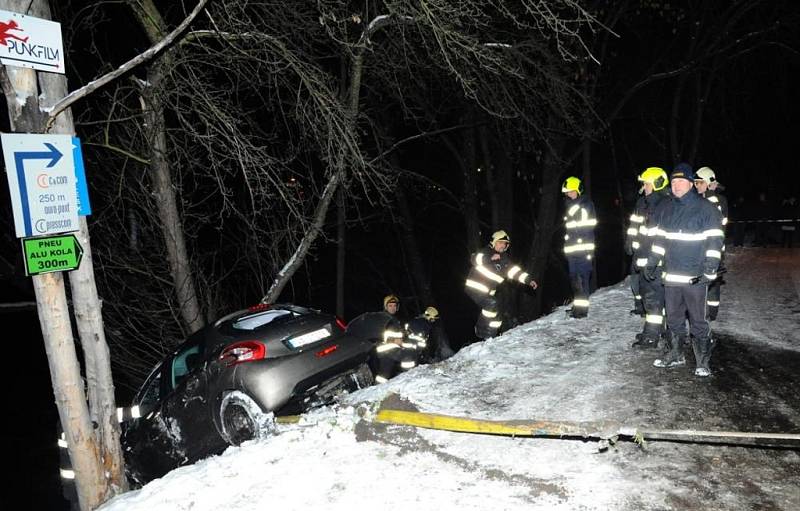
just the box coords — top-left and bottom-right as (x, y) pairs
(2, 134), (84, 238)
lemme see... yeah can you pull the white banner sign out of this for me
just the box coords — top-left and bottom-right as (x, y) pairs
(0, 9), (64, 73)
(2, 134), (78, 237)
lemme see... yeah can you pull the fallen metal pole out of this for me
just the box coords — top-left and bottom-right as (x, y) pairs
(376, 409), (800, 449)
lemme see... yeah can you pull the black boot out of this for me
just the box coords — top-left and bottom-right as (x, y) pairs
(653, 331), (686, 368)
(692, 336), (715, 377)
(632, 333), (658, 349)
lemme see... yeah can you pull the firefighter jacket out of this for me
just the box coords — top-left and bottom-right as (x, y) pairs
(626, 195), (647, 257)
(405, 316), (433, 352)
(704, 189), (729, 230)
(646, 189), (724, 286)
(465, 246), (533, 296)
(629, 190), (669, 269)
(374, 313), (406, 355)
(563, 195), (597, 260)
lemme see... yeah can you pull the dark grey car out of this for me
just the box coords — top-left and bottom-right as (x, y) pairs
(121, 303), (374, 485)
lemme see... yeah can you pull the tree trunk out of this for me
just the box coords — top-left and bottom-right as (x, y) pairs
(263, 172), (343, 302)
(128, 0), (205, 334)
(336, 187), (346, 318)
(669, 74), (688, 164)
(394, 174), (435, 309)
(582, 138), (597, 290)
(451, 112), (481, 253)
(0, 2), (113, 507)
(478, 126), (513, 231)
(140, 62), (205, 333)
(525, 136), (568, 318)
(36, 274), (106, 511)
(265, 41), (366, 303)
(38, 66), (127, 493)
(687, 71), (714, 163)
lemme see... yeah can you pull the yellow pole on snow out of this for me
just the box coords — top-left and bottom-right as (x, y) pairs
(375, 408), (800, 448)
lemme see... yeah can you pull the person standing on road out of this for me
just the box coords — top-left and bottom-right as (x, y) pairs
(644, 163), (724, 377)
(465, 230), (538, 340)
(562, 177), (597, 318)
(631, 167), (670, 349)
(695, 167), (729, 321)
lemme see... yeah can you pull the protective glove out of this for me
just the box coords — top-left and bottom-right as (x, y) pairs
(699, 274), (716, 285)
(643, 266), (658, 282)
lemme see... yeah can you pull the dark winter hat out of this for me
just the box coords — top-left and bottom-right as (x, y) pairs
(670, 162), (695, 182)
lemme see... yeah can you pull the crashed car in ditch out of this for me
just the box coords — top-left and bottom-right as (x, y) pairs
(118, 303), (374, 485)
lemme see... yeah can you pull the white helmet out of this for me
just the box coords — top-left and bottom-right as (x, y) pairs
(695, 167), (716, 183)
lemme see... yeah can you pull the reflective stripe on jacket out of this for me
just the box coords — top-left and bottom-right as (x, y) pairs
(465, 246), (532, 295)
(647, 189), (724, 286)
(632, 190), (669, 267)
(563, 195), (597, 257)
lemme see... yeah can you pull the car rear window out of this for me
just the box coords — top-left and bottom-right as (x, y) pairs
(232, 309), (295, 330)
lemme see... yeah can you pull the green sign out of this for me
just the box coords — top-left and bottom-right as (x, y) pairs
(22, 234), (83, 276)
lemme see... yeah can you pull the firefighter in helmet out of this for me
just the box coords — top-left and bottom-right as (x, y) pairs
(562, 177), (597, 318)
(373, 294), (406, 383)
(630, 167), (670, 348)
(694, 166), (728, 321)
(465, 230), (538, 340)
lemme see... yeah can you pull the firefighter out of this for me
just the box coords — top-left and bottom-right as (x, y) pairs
(630, 167), (670, 349)
(644, 163), (724, 377)
(562, 177), (597, 318)
(626, 185), (647, 316)
(404, 306), (436, 364)
(695, 167), (728, 321)
(465, 230), (538, 340)
(373, 294), (406, 383)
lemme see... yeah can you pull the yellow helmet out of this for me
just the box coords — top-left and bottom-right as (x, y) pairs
(638, 167), (668, 191)
(490, 230), (510, 248)
(383, 294), (399, 309)
(561, 176), (582, 195)
(423, 306), (439, 321)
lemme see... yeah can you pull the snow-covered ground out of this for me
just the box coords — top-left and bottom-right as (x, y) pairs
(100, 248), (800, 511)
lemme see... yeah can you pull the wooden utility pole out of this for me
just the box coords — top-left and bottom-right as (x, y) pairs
(0, 1), (124, 508)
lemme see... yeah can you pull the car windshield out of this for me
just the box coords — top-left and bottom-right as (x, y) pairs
(231, 309), (295, 330)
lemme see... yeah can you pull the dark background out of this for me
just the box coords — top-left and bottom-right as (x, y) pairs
(3, 2), (800, 509)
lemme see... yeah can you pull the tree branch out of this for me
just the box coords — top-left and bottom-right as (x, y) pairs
(44, 0), (211, 131)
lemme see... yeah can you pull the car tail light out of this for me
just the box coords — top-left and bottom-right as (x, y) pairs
(335, 317), (347, 331)
(315, 345), (339, 358)
(220, 341), (267, 367)
(247, 303), (271, 312)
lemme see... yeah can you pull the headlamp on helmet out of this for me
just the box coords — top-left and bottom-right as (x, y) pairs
(638, 167), (669, 191)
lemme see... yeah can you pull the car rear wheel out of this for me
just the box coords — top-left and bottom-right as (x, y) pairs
(219, 391), (274, 446)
